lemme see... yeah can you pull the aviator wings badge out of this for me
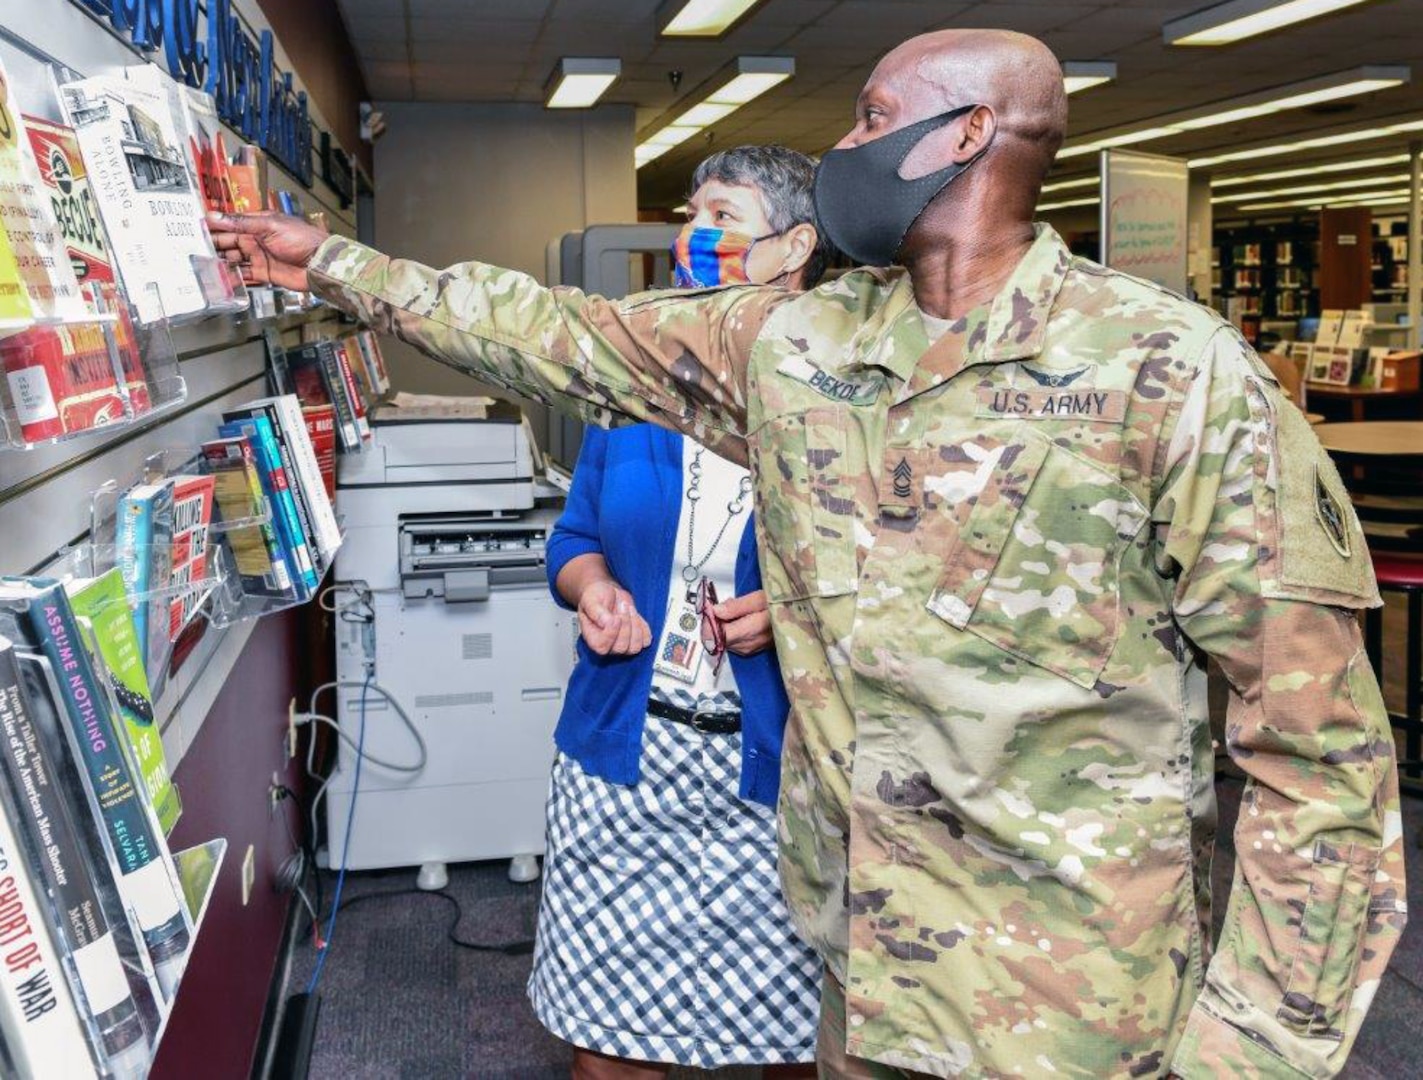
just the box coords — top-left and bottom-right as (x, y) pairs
(1021, 365), (1090, 388)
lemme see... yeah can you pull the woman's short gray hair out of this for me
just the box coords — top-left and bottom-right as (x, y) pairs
(690, 144), (833, 286)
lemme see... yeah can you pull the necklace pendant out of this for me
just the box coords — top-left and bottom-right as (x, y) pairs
(681, 565), (699, 583)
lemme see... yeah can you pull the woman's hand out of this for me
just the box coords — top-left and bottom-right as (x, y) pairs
(577, 579), (652, 656)
(715, 590), (773, 657)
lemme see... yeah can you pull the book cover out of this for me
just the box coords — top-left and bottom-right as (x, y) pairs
(64, 571), (180, 836)
(0, 637), (95, 1077)
(226, 142), (267, 214)
(0, 618), (149, 1073)
(58, 67), (215, 324)
(302, 342), (360, 451)
(356, 330), (390, 396)
(218, 416), (315, 595)
(20, 116), (117, 315)
(200, 436), (293, 598)
(246, 394), (342, 563)
(22, 115), (149, 419)
(3, 578), (189, 1002)
(166, 474), (215, 643)
(263, 327), (291, 396)
(174, 86), (234, 215)
(333, 338), (372, 443)
(301, 404), (337, 500)
(0, 60), (88, 325)
(224, 403), (322, 575)
(115, 480), (174, 698)
(1, 322), (128, 443)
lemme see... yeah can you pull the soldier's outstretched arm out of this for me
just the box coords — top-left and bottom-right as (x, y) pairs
(1153, 327), (1405, 1078)
(206, 211), (783, 464)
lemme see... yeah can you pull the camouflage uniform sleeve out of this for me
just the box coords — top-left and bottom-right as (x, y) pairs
(306, 235), (783, 464)
(1152, 327), (1405, 1078)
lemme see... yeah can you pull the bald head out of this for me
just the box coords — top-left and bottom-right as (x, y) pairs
(865, 29), (1069, 187)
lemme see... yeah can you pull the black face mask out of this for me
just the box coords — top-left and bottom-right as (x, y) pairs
(813, 104), (987, 267)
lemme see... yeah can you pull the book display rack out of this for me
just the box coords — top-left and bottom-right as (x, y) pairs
(0, 284), (184, 452)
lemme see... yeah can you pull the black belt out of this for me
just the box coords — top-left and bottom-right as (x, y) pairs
(647, 697), (742, 734)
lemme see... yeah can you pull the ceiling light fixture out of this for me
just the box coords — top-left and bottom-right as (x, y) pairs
(1232, 187), (1413, 212)
(657, 0), (767, 37)
(1037, 195), (1101, 212)
(635, 56), (794, 169)
(1041, 174), (1101, 194)
(1212, 172), (1410, 202)
(1058, 65), (1408, 160)
(1164, 0), (1375, 46)
(1062, 61), (1117, 95)
(544, 58), (622, 109)
(1190, 115), (1423, 167)
(1211, 153), (1410, 186)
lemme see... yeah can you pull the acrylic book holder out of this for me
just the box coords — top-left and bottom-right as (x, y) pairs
(0, 283), (185, 452)
(203, 513), (343, 629)
(79, 446), (338, 634)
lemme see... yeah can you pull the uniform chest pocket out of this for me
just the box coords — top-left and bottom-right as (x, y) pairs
(926, 430), (1148, 689)
(749, 408), (858, 602)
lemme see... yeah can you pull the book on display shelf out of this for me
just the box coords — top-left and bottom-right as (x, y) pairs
(286, 341), (361, 452)
(301, 404), (337, 499)
(0, 630), (151, 1079)
(58, 65), (233, 324)
(2, 321), (133, 444)
(0, 578), (189, 1006)
(200, 436), (294, 599)
(166, 473), (216, 639)
(218, 414), (316, 595)
(0, 58), (88, 327)
(223, 402), (323, 576)
(234, 395), (341, 565)
(64, 570), (181, 837)
(226, 144), (267, 215)
(354, 330), (391, 398)
(332, 338), (371, 443)
(8, 116), (152, 445)
(0, 639), (96, 1077)
(115, 480), (174, 695)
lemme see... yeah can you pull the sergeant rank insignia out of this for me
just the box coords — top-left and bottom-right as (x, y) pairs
(1315, 466), (1351, 558)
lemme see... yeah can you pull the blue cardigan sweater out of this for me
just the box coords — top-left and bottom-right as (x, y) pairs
(545, 424), (791, 807)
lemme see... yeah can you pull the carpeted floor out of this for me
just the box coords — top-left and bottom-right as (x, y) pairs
(278, 595), (1423, 1079)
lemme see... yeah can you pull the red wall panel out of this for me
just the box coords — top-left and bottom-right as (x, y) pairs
(151, 612), (303, 1080)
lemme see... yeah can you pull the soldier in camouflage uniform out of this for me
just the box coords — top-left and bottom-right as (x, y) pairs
(210, 28), (1403, 1080)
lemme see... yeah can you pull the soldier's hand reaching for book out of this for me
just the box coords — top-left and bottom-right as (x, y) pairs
(205, 211), (327, 292)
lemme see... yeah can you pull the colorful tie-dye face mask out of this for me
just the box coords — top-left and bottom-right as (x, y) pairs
(671, 225), (778, 288)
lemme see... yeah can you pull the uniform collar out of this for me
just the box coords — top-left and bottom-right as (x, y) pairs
(847, 224), (1072, 384)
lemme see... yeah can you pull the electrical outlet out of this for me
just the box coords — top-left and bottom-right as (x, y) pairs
(241, 844), (255, 906)
(287, 698), (298, 760)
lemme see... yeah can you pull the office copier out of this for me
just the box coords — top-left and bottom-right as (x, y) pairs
(326, 402), (575, 887)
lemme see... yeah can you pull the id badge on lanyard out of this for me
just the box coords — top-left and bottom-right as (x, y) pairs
(652, 588), (704, 684)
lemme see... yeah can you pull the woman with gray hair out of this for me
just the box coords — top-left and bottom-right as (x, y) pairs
(527, 145), (830, 1080)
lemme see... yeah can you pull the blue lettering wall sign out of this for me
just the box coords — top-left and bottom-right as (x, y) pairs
(71, 0), (320, 187)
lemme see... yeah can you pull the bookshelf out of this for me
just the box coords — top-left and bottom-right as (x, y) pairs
(1212, 222), (1321, 343)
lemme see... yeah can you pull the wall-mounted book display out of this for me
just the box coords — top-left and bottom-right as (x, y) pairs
(54, 63), (248, 327)
(0, 580), (225, 1078)
(0, 283), (185, 452)
(201, 393), (344, 627)
(66, 386), (346, 645)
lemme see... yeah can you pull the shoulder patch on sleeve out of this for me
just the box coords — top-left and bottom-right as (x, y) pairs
(1257, 388), (1380, 608)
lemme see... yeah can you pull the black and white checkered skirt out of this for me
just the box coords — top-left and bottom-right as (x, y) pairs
(527, 689), (821, 1067)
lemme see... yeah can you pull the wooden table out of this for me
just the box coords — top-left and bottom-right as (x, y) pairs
(1314, 422), (1423, 458)
(1305, 383), (1423, 422)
